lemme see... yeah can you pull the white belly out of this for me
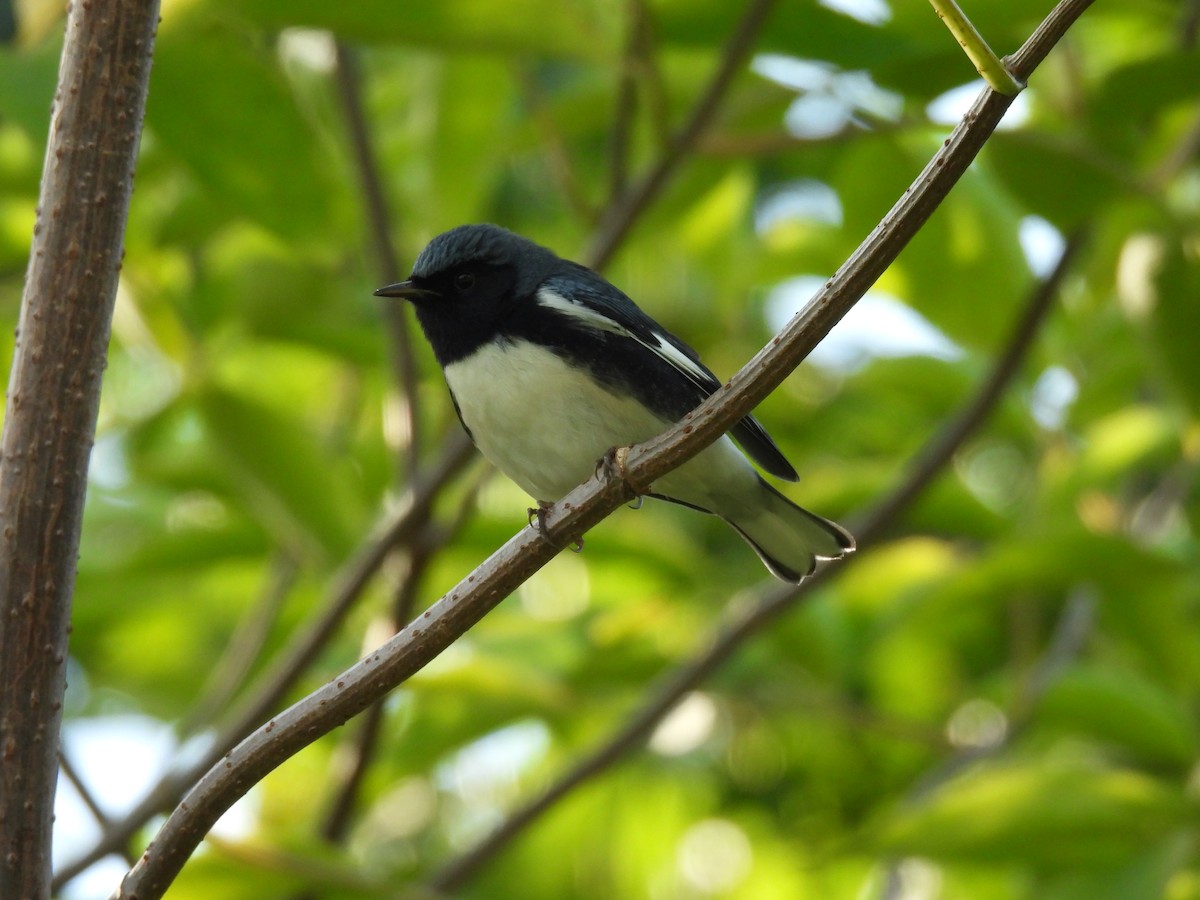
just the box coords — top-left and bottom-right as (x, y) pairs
(443, 339), (758, 506)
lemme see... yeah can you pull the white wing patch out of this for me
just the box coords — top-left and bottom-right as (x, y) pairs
(535, 287), (714, 388)
(652, 333), (713, 386)
(536, 287), (629, 337)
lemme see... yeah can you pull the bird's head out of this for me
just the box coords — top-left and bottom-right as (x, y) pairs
(375, 224), (561, 364)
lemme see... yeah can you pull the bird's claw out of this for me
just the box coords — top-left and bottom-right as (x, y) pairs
(527, 501), (584, 553)
(597, 445), (650, 500)
(527, 501), (553, 533)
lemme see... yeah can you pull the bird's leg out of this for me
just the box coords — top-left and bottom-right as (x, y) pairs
(527, 501), (554, 534)
(527, 501), (585, 553)
(597, 445), (650, 502)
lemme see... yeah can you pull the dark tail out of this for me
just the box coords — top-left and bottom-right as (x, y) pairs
(723, 479), (854, 583)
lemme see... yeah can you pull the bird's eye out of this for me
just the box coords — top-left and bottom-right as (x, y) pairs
(454, 271), (475, 292)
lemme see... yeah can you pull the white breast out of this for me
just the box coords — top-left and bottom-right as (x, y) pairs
(443, 338), (759, 509)
(444, 340), (665, 501)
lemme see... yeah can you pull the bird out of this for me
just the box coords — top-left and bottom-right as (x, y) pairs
(375, 224), (854, 582)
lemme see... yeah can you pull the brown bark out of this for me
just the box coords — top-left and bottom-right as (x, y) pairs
(0, 2), (160, 895)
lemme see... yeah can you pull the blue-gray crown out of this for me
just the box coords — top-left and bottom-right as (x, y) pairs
(411, 224), (563, 296)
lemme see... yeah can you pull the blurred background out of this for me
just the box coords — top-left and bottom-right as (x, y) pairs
(2, 0), (1199, 897)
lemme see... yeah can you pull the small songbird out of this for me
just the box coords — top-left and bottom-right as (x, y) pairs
(376, 224), (854, 582)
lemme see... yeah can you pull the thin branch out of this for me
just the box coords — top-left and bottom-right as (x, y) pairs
(877, 588), (1095, 900)
(1149, 104), (1200, 189)
(0, 2), (160, 894)
(697, 122), (875, 157)
(115, 4), (1093, 895)
(636, 10), (672, 153)
(1184, 0), (1200, 49)
(286, 550), (430, 900)
(427, 227), (1087, 894)
(57, 751), (114, 840)
(586, 0), (779, 269)
(297, 465), (484, 854)
(860, 228), (1088, 533)
(1006, 0), (1093, 77)
(334, 42), (423, 478)
(929, 0), (1024, 94)
(55, 433), (474, 892)
(624, 0), (1093, 486)
(314, 539), (435, 847)
(516, 66), (597, 223)
(178, 554), (299, 737)
(607, 0), (649, 203)
(302, 470), (488, 870)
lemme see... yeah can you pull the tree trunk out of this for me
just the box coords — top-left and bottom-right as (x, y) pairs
(0, 2), (159, 895)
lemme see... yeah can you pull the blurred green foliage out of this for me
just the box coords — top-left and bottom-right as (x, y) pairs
(2, 0), (1199, 897)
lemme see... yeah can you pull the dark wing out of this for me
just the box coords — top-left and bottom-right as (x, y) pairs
(537, 267), (799, 482)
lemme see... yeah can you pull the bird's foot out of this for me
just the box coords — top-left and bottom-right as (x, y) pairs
(527, 501), (553, 533)
(527, 501), (585, 553)
(596, 445), (650, 500)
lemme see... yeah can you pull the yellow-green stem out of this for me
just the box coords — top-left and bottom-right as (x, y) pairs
(930, 0), (1025, 95)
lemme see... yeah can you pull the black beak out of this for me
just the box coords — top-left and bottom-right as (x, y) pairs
(374, 280), (433, 301)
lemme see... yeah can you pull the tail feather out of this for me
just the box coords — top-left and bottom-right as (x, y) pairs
(723, 479), (854, 583)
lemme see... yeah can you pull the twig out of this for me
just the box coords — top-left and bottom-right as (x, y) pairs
(313, 539), (435, 848)
(1181, 0), (1200, 49)
(516, 66), (597, 222)
(55, 433), (474, 892)
(334, 42), (423, 478)
(1005, 0), (1093, 77)
(896, 587), (1095, 803)
(929, 0), (1024, 94)
(1149, 105), (1200, 189)
(178, 554), (300, 737)
(297, 468), (488, 882)
(624, 0), (1093, 484)
(57, 750), (135, 864)
(878, 588), (1095, 900)
(859, 229), (1088, 534)
(427, 227), (1087, 894)
(635, 8), (672, 153)
(115, 3), (1094, 895)
(586, 0), (779, 269)
(0, 2), (160, 895)
(303, 464), (485, 864)
(607, 0), (649, 203)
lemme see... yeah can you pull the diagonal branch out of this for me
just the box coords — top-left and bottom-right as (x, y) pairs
(178, 554), (300, 737)
(427, 228), (1088, 893)
(607, 0), (652, 204)
(57, 750), (136, 868)
(879, 587), (1096, 899)
(54, 433), (474, 891)
(586, 0), (779, 269)
(302, 465), (487, 867)
(114, 3), (1094, 896)
(334, 42), (423, 477)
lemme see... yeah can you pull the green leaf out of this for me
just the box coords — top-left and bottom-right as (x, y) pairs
(1145, 232), (1200, 416)
(147, 10), (337, 240)
(877, 760), (1190, 867)
(1041, 664), (1198, 768)
(1091, 53), (1200, 161)
(198, 386), (364, 559)
(208, 0), (619, 57)
(985, 132), (1131, 230)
